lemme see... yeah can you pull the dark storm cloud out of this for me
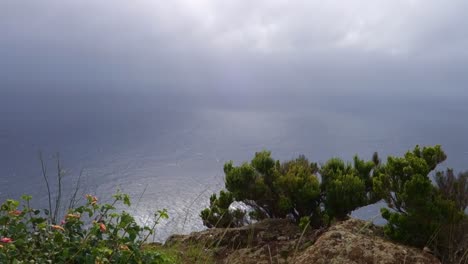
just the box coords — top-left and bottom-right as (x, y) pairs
(1, 0), (468, 98)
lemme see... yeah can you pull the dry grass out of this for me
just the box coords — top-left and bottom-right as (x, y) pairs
(144, 242), (215, 264)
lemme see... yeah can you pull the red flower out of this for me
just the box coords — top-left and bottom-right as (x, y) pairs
(99, 223), (107, 232)
(0, 237), (13, 243)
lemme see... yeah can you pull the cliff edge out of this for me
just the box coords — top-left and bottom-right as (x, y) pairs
(163, 218), (440, 264)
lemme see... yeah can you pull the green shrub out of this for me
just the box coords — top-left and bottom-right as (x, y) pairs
(373, 145), (465, 249)
(323, 173), (366, 220)
(201, 151), (377, 228)
(201, 151), (322, 227)
(275, 155), (321, 220)
(320, 156), (377, 220)
(0, 192), (172, 263)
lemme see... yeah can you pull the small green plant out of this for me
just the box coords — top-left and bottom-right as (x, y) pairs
(0, 192), (172, 263)
(200, 190), (238, 228)
(298, 216), (311, 231)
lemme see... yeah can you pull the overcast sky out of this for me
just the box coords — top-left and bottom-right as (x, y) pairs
(1, 0), (468, 98)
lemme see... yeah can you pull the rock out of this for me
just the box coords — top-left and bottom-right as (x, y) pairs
(423, 246), (433, 254)
(294, 219), (441, 264)
(164, 218), (441, 264)
(277, 236), (288, 241)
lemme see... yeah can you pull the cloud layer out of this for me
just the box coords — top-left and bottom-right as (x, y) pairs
(1, 0), (468, 97)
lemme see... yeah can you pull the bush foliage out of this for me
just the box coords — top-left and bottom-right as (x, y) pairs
(201, 150), (378, 228)
(0, 192), (172, 263)
(373, 145), (464, 247)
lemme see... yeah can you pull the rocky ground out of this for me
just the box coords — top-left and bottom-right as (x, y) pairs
(159, 218), (440, 264)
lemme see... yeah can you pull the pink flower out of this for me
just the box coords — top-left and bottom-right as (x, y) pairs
(66, 213), (80, 219)
(86, 194), (98, 205)
(119, 244), (129, 251)
(0, 237), (13, 243)
(99, 223), (107, 232)
(8, 210), (21, 217)
(51, 225), (65, 231)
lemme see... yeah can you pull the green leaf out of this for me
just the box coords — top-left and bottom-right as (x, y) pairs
(21, 195), (32, 202)
(157, 209), (169, 219)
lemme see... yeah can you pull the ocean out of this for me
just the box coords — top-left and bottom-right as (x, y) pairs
(1, 91), (467, 240)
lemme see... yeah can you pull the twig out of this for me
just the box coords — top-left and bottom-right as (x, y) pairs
(267, 244), (273, 264)
(69, 168), (84, 210)
(53, 152), (62, 224)
(38, 151), (53, 224)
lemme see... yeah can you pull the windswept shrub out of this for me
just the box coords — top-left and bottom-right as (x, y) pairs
(323, 172), (366, 220)
(201, 151), (377, 228)
(320, 156), (377, 220)
(0, 192), (172, 263)
(373, 145), (465, 250)
(201, 151), (322, 227)
(275, 156), (321, 222)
